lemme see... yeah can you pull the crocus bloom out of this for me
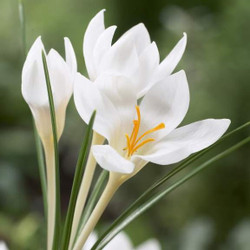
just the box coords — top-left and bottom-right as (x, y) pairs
(22, 36), (77, 250)
(83, 10), (186, 98)
(74, 71), (230, 176)
(83, 232), (161, 250)
(73, 70), (230, 249)
(22, 36), (77, 145)
(71, 11), (186, 246)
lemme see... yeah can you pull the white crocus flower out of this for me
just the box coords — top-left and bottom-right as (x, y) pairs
(82, 232), (161, 250)
(22, 36), (77, 250)
(70, 10), (186, 245)
(75, 71), (230, 176)
(22, 36), (76, 145)
(73, 71), (230, 250)
(83, 9), (187, 98)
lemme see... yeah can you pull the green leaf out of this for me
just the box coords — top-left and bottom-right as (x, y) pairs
(33, 120), (47, 220)
(61, 111), (96, 250)
(92, 123), (250, 250)
(42, 52), (61, 250)
(18, 0), (26, 56)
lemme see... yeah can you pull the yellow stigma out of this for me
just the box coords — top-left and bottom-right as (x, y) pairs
(125, 105), (165, 157)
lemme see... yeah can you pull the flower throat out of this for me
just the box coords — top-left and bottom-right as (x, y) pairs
(125, 106), (165, 157)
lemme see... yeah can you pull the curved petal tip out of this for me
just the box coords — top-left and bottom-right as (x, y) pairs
(92, 145), (135, 174)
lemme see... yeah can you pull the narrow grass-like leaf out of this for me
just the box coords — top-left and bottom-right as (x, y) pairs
(79, 170), (108, 231)
(18, 0), (26, 56)
(18, 0), (48, 219)
(42, 52), (61, 250)
(92, 124), (250, 249)
(61, 111), (96, 250)
(33, 120), (47, 219)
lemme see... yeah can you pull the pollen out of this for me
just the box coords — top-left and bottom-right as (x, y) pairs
(124, 105), (165, 157)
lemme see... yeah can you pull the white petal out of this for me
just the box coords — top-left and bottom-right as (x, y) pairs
(83, 9), (106, 80)
(140, 70), (189, 139)
(47, 49), (73, 107)
(74, 73), (119, 140)
(47, 49), (73, 138)
(95, 75), (137, 149)
(95, 74), (137, 116)
(133, 42), (160, 98)
(120, 23), (151, 55)
(22, 59), (47, 107)
(82, 232), (98, 250)
(103, 232), (134, 250)
(153, 33), (187, 83)
(136, 239), (161, 250)
(92, 145), (135, 174)
(99, 29), (140, 77)
(93, 26), (117, 75)
(22, 36), (44, 78)
(135, 119), (230, 165)
(22, 61), (50, 139)
(22, 37), (46, 107)
(64, 37), (77, 74)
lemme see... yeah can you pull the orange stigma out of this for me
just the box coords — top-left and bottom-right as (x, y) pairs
(124, 106), (165, 157)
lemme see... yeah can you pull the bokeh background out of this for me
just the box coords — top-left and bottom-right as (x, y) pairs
(1, 0), (250, 249)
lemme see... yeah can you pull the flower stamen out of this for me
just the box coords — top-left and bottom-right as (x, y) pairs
(125, 105), (165, 157)
(130, 138), (155, 155)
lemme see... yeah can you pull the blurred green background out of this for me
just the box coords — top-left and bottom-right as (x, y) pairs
(1, 0), (250, 249)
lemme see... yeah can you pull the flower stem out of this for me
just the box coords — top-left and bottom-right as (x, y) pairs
(69, 132), (104, 249)
(72, 173), (123, 250)
(43, 140), (56, 250)
(80, 170), (108, 230)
